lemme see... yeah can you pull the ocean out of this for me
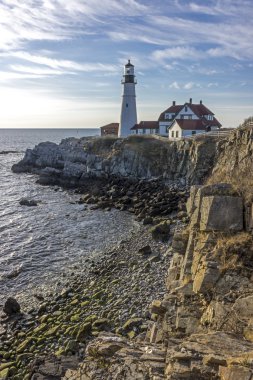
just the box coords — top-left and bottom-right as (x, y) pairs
(0, 129), (136, 310)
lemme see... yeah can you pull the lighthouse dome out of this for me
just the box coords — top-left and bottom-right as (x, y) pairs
(125, 59), (134, 67)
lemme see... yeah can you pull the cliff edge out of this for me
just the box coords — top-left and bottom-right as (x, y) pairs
(12, 134), (218, 186)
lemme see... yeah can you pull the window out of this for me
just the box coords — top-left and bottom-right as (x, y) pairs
(185, 106), (188, 112)
(176, 131), (179, 138)
(171, 131), (174, 137)
(181, 115), (184, 119)
(188, 115), (192, 120)
(126, 103), (128, 108)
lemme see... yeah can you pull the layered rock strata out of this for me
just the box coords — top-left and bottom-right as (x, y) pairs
(72, 183), (253, 379)
(12, 135), (218, 185)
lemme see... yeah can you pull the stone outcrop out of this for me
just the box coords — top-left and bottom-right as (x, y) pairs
(12, 135), (218, 186)
(3, 297), (21, 315)
(209, 124), (253, 201)
(145, 183), (253, 379)
(72, 182), (253, 379)
(63, 333), (166, 380)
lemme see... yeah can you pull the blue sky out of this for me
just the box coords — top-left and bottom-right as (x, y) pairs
(0, 0), (252, 128)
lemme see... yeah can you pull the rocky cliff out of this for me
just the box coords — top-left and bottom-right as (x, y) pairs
(12, 124), (253, 196)
(8, 123), (253, 380)
(208, 124), (253, 200)
(72, 183), (253, 380)
(12, 134), (218, 186)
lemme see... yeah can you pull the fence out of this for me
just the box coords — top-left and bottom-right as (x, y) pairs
(153, 122), (253, 142)
(184, 129), (234, 140)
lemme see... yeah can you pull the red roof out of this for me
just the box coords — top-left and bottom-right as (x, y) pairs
(204, 117), (222, 127)
(100, 123), (119, 131)
(159, 102), (216, 122)
(189, 103), (214, 117)
(131, 121), (159, 130)
(158, 105), (182, 121)
(170, 119), (207, 131)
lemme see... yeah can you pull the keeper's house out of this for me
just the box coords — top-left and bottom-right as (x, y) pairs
(158, 98), (221, 139)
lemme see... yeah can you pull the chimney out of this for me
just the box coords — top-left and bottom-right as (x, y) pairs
(189, 98), (192, 104)
(172, 100), (176, 106)
(200, 100), (202, 104)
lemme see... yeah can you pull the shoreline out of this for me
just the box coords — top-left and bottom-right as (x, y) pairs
(1, 141), (189, 378)
(0, 221), (176, 379)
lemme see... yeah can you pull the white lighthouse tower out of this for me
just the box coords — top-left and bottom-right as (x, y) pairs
(118, 60), (137, 137)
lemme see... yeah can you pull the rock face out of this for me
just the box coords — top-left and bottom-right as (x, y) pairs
(12, 125), (253, 199)
(73, 182), (253, 379)
(209, 124), (253, 200)
(199, 195), (243, 232)
(12, 135), (218, 186)
(63, 333), (166, 380)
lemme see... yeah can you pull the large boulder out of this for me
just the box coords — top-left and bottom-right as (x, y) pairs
(199, 195), (243, 232)
(189, 183), (241, 230)
(234, 295), (253, 319)
(19, 198), (38, 207)
(149, 221), (170, 242)
(3, 297), (21, 315)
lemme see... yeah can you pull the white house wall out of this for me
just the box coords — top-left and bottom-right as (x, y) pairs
(168, 123), (183, 139)
(168, 121), (205, 140)
(159, 121), (171, 136)
(175, 106), (198, 120)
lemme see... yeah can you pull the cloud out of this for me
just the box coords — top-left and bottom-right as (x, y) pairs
(148, 10), (253, 61)
(168, 81), (202, 90)
(0, 0), (149, 51)
(183, 82), (201, 89)
(1, 0), (253, 65)
(10, 51), (119, 73)
(169, 81), (180, 89)
(179, 0), (252, 17)
(184, 82), (195, 90)
(0, 71), (45, 82)
(10, 65), (71, 76)
(152, 46), (202, 62)
(207, 82), (218, 88)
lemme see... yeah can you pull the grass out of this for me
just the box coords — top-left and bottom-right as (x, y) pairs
(215, 232), (253, 272)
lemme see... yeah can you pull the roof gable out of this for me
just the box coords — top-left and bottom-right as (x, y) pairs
(158, 105), (182, 121)
(187, 103), (214, 117)
(159, 101), (216, 122)
(131, 121), (159, 130)
(170, 119), (207, 131)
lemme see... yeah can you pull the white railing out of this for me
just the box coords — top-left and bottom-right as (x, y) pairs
(182, 129), (234, 140)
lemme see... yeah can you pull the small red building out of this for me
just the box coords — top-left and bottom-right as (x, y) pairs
(100, 123), (119, 136)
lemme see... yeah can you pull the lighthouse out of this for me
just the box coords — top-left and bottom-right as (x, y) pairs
(118, 60), (137, 137)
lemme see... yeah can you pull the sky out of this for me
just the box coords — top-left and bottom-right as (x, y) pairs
(0, 0), (252, 129)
